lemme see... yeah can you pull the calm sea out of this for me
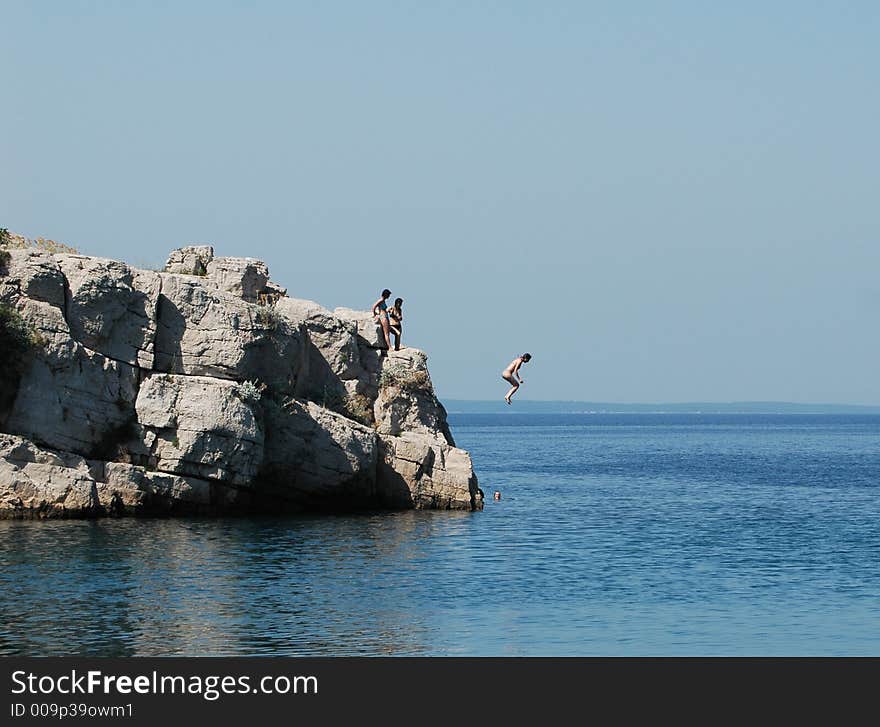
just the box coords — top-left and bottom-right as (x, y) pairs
(2, 413), (879, 656)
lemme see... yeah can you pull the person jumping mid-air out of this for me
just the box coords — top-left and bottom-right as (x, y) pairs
(502, 353), (531, 404)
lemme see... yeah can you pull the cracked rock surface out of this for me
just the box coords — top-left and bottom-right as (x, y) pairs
(0, 243), (482, 517)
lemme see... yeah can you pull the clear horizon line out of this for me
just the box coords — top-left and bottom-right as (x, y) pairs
(443, 399), (880, 409)
(444, 398), (880, 405)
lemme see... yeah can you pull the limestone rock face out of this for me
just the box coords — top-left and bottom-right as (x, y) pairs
(274, 298), (368, 408)
(0, 249), (69, 345)
(1, 242), (480, 517)
(153, 273), (303, 390)
(0, 249), (66, 309)
(277, 299), (362, 378)
(334, 307), (386, 349)
(4, 338), (139, 458)
(205, 256), (287, 303)
(164, 245), (214, 275)
(56, 254), (161, 367)
(1, 250), (141, 457)
(98, 461), (246, 513)
(378, 433), (481, 510)
(0, 433), (97, 515)
(374, 349), (455, 445)
(0, 433), (236, 517)
(260, 398), (378, 506)
(135, 373), (264, 486)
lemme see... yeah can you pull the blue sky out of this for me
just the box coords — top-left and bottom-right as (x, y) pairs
(3, 2), (878, 403)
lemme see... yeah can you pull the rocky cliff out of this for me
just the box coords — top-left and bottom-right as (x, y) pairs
(0, 241), (482, 518)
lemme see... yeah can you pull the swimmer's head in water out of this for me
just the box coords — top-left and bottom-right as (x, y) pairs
(521, 353), (532, 362)
(493, 491), (502, 500)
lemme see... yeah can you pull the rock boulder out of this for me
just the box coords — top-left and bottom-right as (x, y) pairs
(378, 433), (480, 510)
(0, 433), (240, 517)
(164, 245), (214, 275)
(153, 273), (303, 390)
(56, 254), (161, 367)
(374, 349), (455, 445)
(334, 307), (387, 349)
(0, 248), (69, 346)
(260, 398), (379, 507)
(274, 298), (370, 415)
(4, 338), (139, 459)
(206, 256), (287, 303)
(135, 373), (264, 486)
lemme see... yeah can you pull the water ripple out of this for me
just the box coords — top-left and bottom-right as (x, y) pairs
(2, 414), (880, 655)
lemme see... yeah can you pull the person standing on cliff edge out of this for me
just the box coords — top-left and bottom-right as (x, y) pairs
(372, 289), (393, 352)
(388, 297), (403, 351)
(502, 353), (531, 404)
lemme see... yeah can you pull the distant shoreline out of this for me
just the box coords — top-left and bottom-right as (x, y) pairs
(445, 400), (880, 414)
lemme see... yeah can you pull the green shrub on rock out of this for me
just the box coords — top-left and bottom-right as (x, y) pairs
(235, 380), (264, 405)
(379, 364), (430, 393)
(300, 385), (375, 427)
(0, 304), (39, 414)
(0, 228), (10, 270)
(343, 393), (374, 427)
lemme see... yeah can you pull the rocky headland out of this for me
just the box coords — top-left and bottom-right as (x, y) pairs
(0, 236), (482, 518)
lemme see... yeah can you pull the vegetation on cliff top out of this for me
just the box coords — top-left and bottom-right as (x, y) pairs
(379, 364), (430, 393)
(0, 228), (79, 255)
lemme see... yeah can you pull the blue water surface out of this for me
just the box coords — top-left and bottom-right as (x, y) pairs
(1, 413), (879, 656)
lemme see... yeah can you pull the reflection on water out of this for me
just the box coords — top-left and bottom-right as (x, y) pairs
(3, 414), (880, 656)
(0, 512), (475, 656)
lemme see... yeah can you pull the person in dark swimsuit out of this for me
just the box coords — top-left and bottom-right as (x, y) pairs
(372, 289), (393, 351)
(388, 298), (403, 351)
